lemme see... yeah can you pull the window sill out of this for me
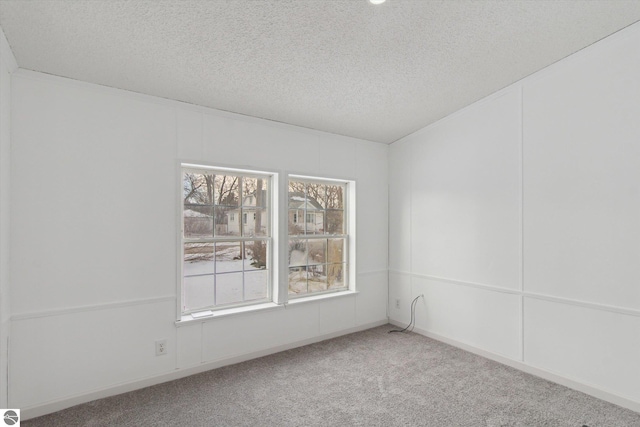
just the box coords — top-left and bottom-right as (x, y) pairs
(175, 302), (283, 327)
(175, 290), (358, 327)
(286, 289), (358, 306)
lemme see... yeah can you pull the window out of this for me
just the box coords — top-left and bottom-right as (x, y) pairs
(181, 166), (271, 314)
(288, 177), (349, 297)
(180, 166), (354, 318)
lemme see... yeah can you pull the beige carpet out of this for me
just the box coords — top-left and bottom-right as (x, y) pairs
(24, 325), (640, 426)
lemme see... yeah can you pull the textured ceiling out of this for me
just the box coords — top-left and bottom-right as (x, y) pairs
(1, 1), (640, 144)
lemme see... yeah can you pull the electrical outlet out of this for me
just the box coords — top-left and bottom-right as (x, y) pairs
(155, 339), (167, 356)
(395, 299), (400, 309)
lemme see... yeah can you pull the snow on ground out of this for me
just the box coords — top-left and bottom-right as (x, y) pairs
(184, 241), (268, 310)
(184, 242), (345, 310)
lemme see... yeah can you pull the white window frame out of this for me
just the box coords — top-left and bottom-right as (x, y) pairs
(176, 166), (355, 324)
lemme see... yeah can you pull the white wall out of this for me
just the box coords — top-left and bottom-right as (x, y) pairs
(9, 70), (388, 415)
(389, 22), (640, 411)
(0, 26), (17, 409)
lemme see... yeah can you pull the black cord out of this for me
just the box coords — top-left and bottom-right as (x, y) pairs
(389, 295), (422, 333)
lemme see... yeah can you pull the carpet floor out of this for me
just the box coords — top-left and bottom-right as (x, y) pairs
(24, 324), (640, 426)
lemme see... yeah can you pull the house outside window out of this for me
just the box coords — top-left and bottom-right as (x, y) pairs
(181, 165), (271, 314)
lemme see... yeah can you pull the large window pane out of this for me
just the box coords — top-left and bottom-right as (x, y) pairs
(215, 242), (242, 273)
(183, 173), (213, 204)
(243, 208), (267, 237)
(308, 239), (327, 265)
(184, 275), (215, 311)
(181, 165), (272, 314)
(305, 210), (324, 235)
(289, 210), (303, 235)
(184, 206), (213, 238)
(243, 241), (267, 270)
(215, 206), (238, 236)
(288, 239), (307, 266)
(289, 267), (307, 295)
(307, 264), (328, 292)
(214, 175), (240, 206)
(215, 272), (243, 306)
(307, 183), (327, 208)
(326, 210), (344, 234)
(328, 238), (345, 264)
(326, 184), (344, 209)
(184, 243), (215, 276)
(288, 180), (306, 205)
(327, 264), (346, 289)
(287, 177), (351, 299)
(243, 177), (267, 207)
(245, 270), (268, 301)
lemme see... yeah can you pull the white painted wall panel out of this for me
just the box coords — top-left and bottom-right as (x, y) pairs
(523, 30), (640, 309)
(413, 277), (521, 360)
(201, 305), (316, 362)
(318, 295), (356, 335)
(355, 271), (388, 326)
(388, 140), (411, 273)
(11, 77), (177, 314)
(388, 271), (411, 325)
(319, 137), (356, 179)
(355, 141), (388, 273)
(177, 323), (202, 369)
(410, 90), (521, 290)
(524, 297), (640, 402)
(0, 24), (17, 409)
(202, 112), (322, 174)
(176, 108), (203, 160)
(10, 301), (177, 409)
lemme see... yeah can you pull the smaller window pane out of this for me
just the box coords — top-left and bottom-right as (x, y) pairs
(327, 264), (346, 289)
(215, 242), (242, 273)
(214, 206), (239, 236)
(326, 184), (344, 209)
(304, 211), (325, 235)
(243, 177), (267, 207)
(288, 181), (307, 208)
(328, 238), (345, 264)
(307, 264), (328, 293)
(243, 241), (268, 270)
(183, 275), (215, 312)
(183, 173), (213, 204)
(215, 272), (243, 306)
(183, 206), (214, 238)
(288, 239), (308, 267)
(307, 183), (327, 208)
(184, 243), (215, 276)
(214, 175), (240, 207)
(326, 210), (344, 235)
(308, 239), (327, 265)
(244, 270), (268, 301)
(289, 210), (303, 235)
(288, 267), (308, 295)
(243, 208), (268, 237)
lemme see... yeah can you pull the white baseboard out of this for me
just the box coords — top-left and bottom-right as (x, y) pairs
(21, 319), (388, 420)
(389, 319), (640, 414)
